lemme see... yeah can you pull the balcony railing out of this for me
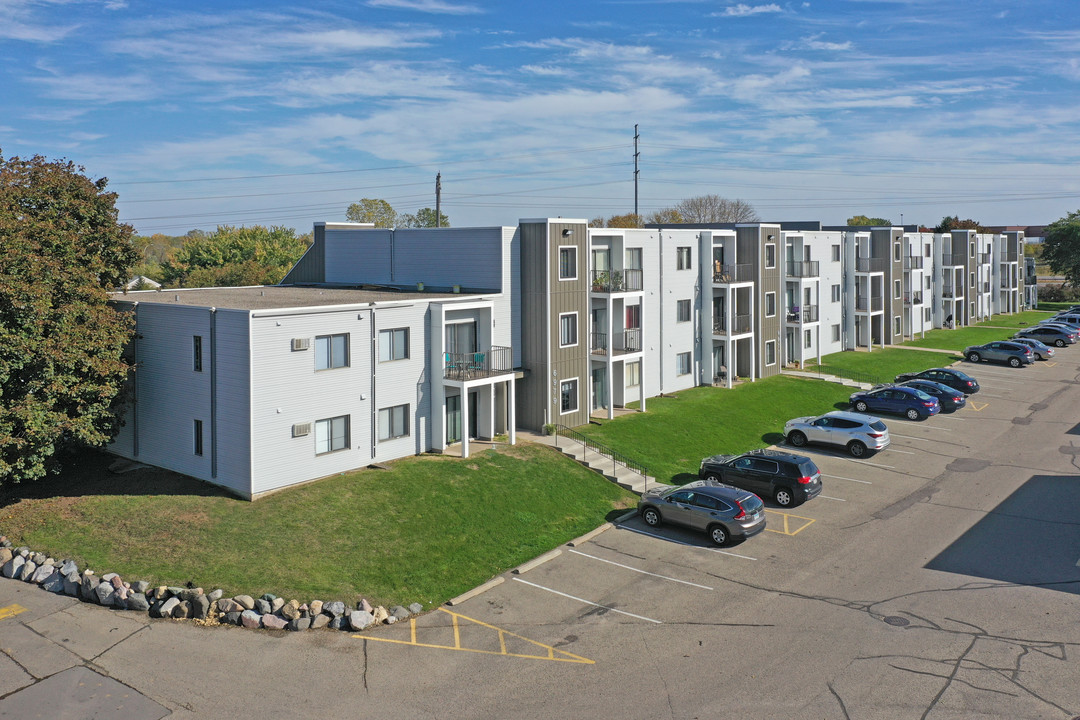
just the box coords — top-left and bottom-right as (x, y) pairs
(786, 305), (818, 323)
(444, 345), (513, 381)
(855, 257), (888, 273)
(981, 281), (990, 293)
(978, 253), (990, 265)
(1004, 250), (1019, 262)
(591, 329), (641, 356)
(941, 284), (963, 298)
(904, 255), (924, 270)
(904, 291), (923, 305)
(713, 314), (751, 335)
(855, 295), (884, 312)
(591, 269), (643, 293)
(1000, 278), (1014, 289)
(785, 260), (819, 278)
(712, 263), (754, 283)
(942, 253), (966, 266)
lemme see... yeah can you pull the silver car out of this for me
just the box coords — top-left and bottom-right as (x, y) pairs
(784, 410), (890, 458)
(1010, 336), (1055, 360)
(963, 340), (1033, 367)
(638, 480), (766, 546)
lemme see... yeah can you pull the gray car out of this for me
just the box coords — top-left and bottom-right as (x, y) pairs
(963, 340), (1034, 367)
(1010, 336), (1055, 360)
(638, 480), (766, 546)
(784, 410), (890, 457)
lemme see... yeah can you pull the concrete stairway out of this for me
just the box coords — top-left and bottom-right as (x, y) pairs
(549, 437), (657, 495)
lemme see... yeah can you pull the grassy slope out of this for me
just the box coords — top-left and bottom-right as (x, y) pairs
(810, 347), (962, 385)
(904, 326), (1016, 352)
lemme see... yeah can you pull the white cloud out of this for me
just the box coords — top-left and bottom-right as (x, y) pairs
(366, 0), (481, 14)
(520, 65), (569, 77)
(794, 34), (852, 51)
(716, 4), (782, 18)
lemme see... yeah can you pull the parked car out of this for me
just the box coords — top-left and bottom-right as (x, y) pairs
(963, 341), (1034, 367)
(698, 449), (822, 508)
(1014, 325), (1077, 347)
(1009, 336), (1055, 360)
(894, 367), (980, 394)
(1049, 313), (1080, 327)
(638, 480), (766, 546)
(1038, 321), (1080, 338)
(784, 410), (889, 458)
(898, 379), (967, 412)
(849, 385), (940, 420)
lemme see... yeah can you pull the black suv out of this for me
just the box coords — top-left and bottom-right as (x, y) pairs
(894, 367), (979, 394)
(698, 449), (822, 507)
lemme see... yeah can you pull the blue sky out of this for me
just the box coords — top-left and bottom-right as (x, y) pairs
(2, 0), (1078, 235)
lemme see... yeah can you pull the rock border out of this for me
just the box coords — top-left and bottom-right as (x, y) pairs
(0, 536), (423, 633)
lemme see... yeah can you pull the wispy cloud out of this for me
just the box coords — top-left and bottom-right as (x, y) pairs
(716, 4), (782, 17)
(366, 0), (481, 13)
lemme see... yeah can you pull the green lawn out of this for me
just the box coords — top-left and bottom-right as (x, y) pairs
(1036, 301), (1076, 313)
(904, 326), (1015, 351)
(577, 376), (853, 485)
(0, 445), (635, 608)
(809, 347), (961, 385)
(973, 310), (1054, 329)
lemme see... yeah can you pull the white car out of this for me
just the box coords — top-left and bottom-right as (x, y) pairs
(784, 410), (890, 458)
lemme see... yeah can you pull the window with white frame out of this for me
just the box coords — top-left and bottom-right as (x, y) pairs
(559, 312), (578, 347)
(969, 271), (975, 286)
(765, 244), (776, 269)
(804, 329), (812, 348)
(765, 292), (776, 317)
(894, 316), (902, 335)
(193, 336), (203, 372)
(193, 419), (203, 456)
(832, 244), (840, 262)
(925, 308), (932, 321)
(559, 246), (577, 280)
(969, 243), (975, 258)
(894, 279), (901, 299)
(676, 352), (691, 375)
(832, 284), (841, 302)
(626, 361), (641, 387)
(378, 405), (409, 441)
(894, 242), (901, 262)
(316, 334), (349, 370)
(925, 275), (931, 289)
(765, 340), (776, 366)
(676, 299), (691, 322)
(315, 415), (349, 454)
(832, 324), (840, 342)
(560, 379), (578, 413)
(676, 246), (692, 270)
(626, 304), (641, 329)
(924, 243), (931, 257)
(379, 328), (409, 362)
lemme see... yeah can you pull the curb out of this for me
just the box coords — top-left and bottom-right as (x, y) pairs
(511, 548), (562, 575)
(567, 523), (612, 546)
(613, 509), (638, 524)
(446, 576), (505, 606)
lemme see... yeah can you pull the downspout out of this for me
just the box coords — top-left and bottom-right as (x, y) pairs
(210, 307), (218, 480)
(132, 302), (139, 457)
(658, 231), (664, 392)
(370, 308), (377, 459)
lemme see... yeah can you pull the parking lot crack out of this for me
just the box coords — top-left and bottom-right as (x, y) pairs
(639, 633), (675, 720)
(826, 681), (851, 720)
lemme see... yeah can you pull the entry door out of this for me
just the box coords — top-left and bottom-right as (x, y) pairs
(592, 367), (606, 411)
(446, 395), (461, 444)
(468, 391), (479, 439)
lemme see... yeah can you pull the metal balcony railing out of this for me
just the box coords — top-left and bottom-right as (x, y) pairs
(715, 314), (752, 334)
(712, 263), (754, 283)
(1000, 278), (1014, 289)
(941, 284), (964, 298)
(978, 253), (990, 265)
(590, 329), (642, 356)
(590, 269), (644, 293)
(785, 260), (819, 278)
(904, 255), (924, 269)
(786, 305), (818, 323)
(444, 345), (513, 381)
(855, 296), (884, 312)
(904, 291), (923, 305)
(942, 253), (966, 266)
(855, 257), (888, 273)
(981, 281), (990, 293)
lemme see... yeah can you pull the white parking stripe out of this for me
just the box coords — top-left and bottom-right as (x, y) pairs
(889, 433), (927, 441)
(818, 495), (846, 501)
(849, 458), (896, 469)
(885, 448), (916, 454)
(822, 473), (872, 485)
(616, 525), (758, 560)
(567, 549), (713, 590)
(512, 578), (663, 624)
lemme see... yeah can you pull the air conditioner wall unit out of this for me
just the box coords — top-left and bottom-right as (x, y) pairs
(291, 338), (310, 351)
(292, 422), (312, 437)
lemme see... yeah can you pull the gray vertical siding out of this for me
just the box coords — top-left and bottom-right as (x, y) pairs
(325, 230), (393, 284)
(547, 221), (590, 428)
(517, 221), (549, 430)
(281, 224), (325, 284)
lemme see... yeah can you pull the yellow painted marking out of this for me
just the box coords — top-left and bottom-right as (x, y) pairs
(968, 401), (989, 411)
(1045, 362), (1058, 367)
(0, 604), (27, 621)
(356, 608), (594, 664)
(764, 510), (816, 536)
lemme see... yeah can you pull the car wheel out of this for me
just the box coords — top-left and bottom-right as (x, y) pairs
(708, 524), (729, 547)
(1057, 339), (1066, 347)
(1009, 356), (1021, 368)
(642, 507), (661, 527)
(788, 431), (808, 447)
(967, 351), (981, 363)
(774, 487), (795, 507)
(704, 473), (722, 484)
(848, 440), (867, 458)
(854, 401), (869, 413)
(906, 408), (920, 420)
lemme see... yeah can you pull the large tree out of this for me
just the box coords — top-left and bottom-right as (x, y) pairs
(934, 216), (987, 233)
(0, 151), (137, 484)
(674, 195), (759, 223)
(846, 215), (892, 226)
(1042, 210), (1080, 287)
(398, 207), (450, 228)
(345, 198), (398, 227)
(645, 208), (685, 225)
(160, 224), (311, 288)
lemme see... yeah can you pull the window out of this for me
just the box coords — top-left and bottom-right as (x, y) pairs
(925, 243), (931, 258)
(925, 276), (931, 289)
(559, 246), (577, 280)
(315, 415), (349, 454)
(193, 336), (203, 372)
(559, 312), (578, 347)
(676, 352), (691, 375)
(193, 419), (203, 456)
(676, 246), (692, 270)
(677, 299), (691, 322)
(560, 379), (578, 413)
(894, 242), (901, 262)
(765, 292), (776, 317)
(378, 405), (409, 441)
(626, 361), (641, 387)
(626, 304), (641, 329)
(765, 244), (776, 269)
(894, 279), (901, 299)
(316, 334), (349, 370)
(894, 316), (902, 335)
(625, 247), (642, 270)
(832, 244), (840, 262)
(379, 328), (409, 362)
(969, 272), (975, 286)
(832, 324), (840, 342)
(765, 340), (776, 366)
(970, 243), (975, 258)
(925, 308), (932, 321)
(804, 329), (812, 348)
(831, 284), (841, 302)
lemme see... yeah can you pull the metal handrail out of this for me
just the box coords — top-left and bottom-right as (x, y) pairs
(855, 257), (888, 273)
(785, 260), (819, 278)
(553, 423), (649, 490)
(444, 345), (513, 380)
(712, 263), (754, 283)
(904, 255), (924, 269)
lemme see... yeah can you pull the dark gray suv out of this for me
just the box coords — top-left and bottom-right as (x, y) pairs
(698, 449), (822, 507)
(638, 481), (766, 546)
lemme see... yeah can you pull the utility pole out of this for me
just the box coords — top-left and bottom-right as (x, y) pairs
(633, 124), (640, 219)
(435, 172), (442, 228)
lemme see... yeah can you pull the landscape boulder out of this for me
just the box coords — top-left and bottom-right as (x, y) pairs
(241, 610), (262, 629)
(234, 594), (255, 611)
(261, 614), (287, 631)
(348, 611), (374, 631)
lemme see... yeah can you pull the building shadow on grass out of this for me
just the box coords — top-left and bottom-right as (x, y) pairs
(0, 447), (235, 508)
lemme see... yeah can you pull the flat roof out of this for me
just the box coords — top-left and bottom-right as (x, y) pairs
(109, 285), (482, 311)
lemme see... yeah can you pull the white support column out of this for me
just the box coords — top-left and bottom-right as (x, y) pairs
(461, 386), (470, 459)
(607, 297), (614, 420)
(507, 376), (516, 446)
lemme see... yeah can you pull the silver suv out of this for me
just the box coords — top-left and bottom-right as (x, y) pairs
(638, 481), (766, 546)
(784, 410), (890, 457)
(963, 340), (1033, 367)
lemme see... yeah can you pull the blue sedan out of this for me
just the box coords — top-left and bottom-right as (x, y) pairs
(898, 379), (966, 413)
(849, 385), (940, 421)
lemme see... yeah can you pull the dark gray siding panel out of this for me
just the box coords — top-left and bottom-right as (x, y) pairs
(391, 229), (503, 290)
(325, 230), (393, 284)
(547, 221), (590, 428)
(281, 225), (325, 284)
(517, 221), (549, 429)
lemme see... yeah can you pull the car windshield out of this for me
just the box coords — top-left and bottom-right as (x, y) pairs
(869, 420), (887, 431)
(912, 389), (933, 401)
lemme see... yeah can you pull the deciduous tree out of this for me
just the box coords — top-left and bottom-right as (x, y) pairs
(398, 207), (450, 228)
(1042, 210), (1080, 288)
(0, 151), (137, 484)
(846, 215), (892, 226)
(345, 198), (398, 227)
(645, 208), (685, 225)
(160, 225), (311, 288)
(674, 195), (759, 223)
(934, 216), (987, 233)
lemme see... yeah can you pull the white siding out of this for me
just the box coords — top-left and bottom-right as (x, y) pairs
(212, 309), (252, 495)
(371, 304), (432, 463)
(658, 230), (700, 392)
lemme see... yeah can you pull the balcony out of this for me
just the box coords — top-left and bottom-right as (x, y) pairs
(1000, 278), (1015, 289)
(1004, 250), (1019, 262)
(712, 263), (754, 283)
(713, 314), (752, 335)
(444, 345), (513, 381)
(978, 253), (990, 265)
(941, 284), (963, 299)
(855, 295), (884, 312)
(591, 269), (643, 293)
(981, 281), (990, 293)
(786, 305), (818, 323)
(904, 291), (923, 306)
(904, 255), (924, 270)
(942, 253), (966, 266)
(785, 260), (819, 278)
(591, 329), (642, 356)
(855, 257), (888, 273)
